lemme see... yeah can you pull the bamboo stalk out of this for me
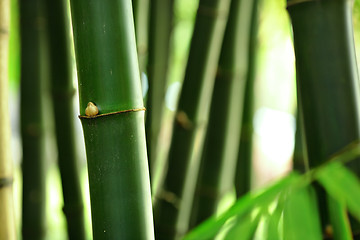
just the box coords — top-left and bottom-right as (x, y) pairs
(153, 0), (231, 238)
(235, 0), (261, 198)
(0, 0), (16, 238)
(293, 110), (307, 173)
(44, 0), (86, 239)
(146, 0), (174, 175)
(69, 0), (154, 238)
(132, 0), (149, 73)
(20, 0), (47, 238)
(190, 0), (254, 227)
(287, 0), (360, 234)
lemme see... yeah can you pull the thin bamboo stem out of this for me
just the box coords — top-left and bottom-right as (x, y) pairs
(190, 0), (254, 226)
(153, 0), (231, 238)
(20, 0), (47, 238)
(0, 0), (16, 238)
(132, 0), (149, 73)
(69, 0), (154, 238)
(235, 0), (261, 198)
(146, 0), (174, 176)
(44, 0), (86, 239)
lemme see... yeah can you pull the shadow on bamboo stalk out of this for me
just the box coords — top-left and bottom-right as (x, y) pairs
(153, 0), (231, 239)
(189, 0), (255, 227)
(69, 0), (154, 239)
(44, 0), (86, 239)
(288, 0), (360, 235)
(0, 0), (16, 238)
(20, 0), (47, 238)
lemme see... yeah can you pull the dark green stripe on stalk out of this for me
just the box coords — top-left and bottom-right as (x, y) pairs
(20, 0), (47, 238)
(146, 0), (174, 176)
(287, 0), (360, 233)
(44, 0), (86, 239)
(69, 0), (154, 239)
(235, 0), (261, 198)
(190, 0), (254, 226)
(153, 0), (231, 238)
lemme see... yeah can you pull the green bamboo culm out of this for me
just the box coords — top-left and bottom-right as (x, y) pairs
(146, 0), (174, 176)
(293, 110), (307, 173)
(69, 0), (154, 239)
(153, 0), (231, 238)
(132, 0), (149, 73)
(44, 0), (86, 239)
(235, 0), (261, 198)
(0, 0), (16, 238)
(190, 0), (255, 227)
(20, 0), (47, 238)
(287, 0), (360, 234)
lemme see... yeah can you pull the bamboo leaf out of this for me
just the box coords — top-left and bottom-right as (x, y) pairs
(316, 162), (360, 222)
(266, 196), (285, 240)
(283, 185), (322, 240)
(327, 195), (353, 240)
(224, 210), (261, 240)
(184, 173), (299, 240)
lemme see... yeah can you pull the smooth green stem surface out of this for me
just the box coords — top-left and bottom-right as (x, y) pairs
(235, 0), (261, 198)
(190, 0), (254, 227)
(153, 0), (231, 238)
(69, 0), (154, 238)
(44, 0), (86, 238)
(20, 0), (47, 238)
(288, 0), (360, 233)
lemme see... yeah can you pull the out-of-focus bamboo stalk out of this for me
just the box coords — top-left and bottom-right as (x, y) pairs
(235, 0), (261, 198)
(44, 0), (86, 238)
(153, 0), (231, 238)
(288, 0), (360, 233)
(20, 0), (47, 238)
(146, 0), (174, 176)
(190, 0), (254, 226)
(0, 0), (16, 238)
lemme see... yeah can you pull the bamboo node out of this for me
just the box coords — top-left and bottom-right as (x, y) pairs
(85, 102), (99, 117)
(0, 177), (13, 188)
(176, 111), (193, 130)
(79, 107), (146, 119)
(156, 190), (180, 209)
(197, 5), (227, 18)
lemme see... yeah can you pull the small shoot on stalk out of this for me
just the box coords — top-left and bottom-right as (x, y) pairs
(85, 102), (99, 117)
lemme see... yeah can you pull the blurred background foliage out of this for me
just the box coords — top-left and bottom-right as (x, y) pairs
(5, 0), (360, 238)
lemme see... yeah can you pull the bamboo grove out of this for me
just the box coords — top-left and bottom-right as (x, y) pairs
(1, 0), (360, 239)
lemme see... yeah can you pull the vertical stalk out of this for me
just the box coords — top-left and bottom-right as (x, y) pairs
(44, 0), (86, 239)
(235, 0), (261, 198)
(190, 0), (254, 226)
(146, 0), (174, 175)
(0, 0), (16, 238)
(132, 0), (149, 73)
(287, 0), (360, 233)
(69, 0), (154, 239)
(153, 0), (231, 238)
(20, 0), (47, 238)
(293, 110), (307, 173)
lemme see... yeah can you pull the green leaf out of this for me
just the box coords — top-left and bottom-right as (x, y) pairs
(327, 195), (353, 240)
(316, 161), (360, 222)
(283, 185), (322, 240)
(184, 173), (299, 240)
(266, 196), (285, 240)
(224, 209), (262, 240)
